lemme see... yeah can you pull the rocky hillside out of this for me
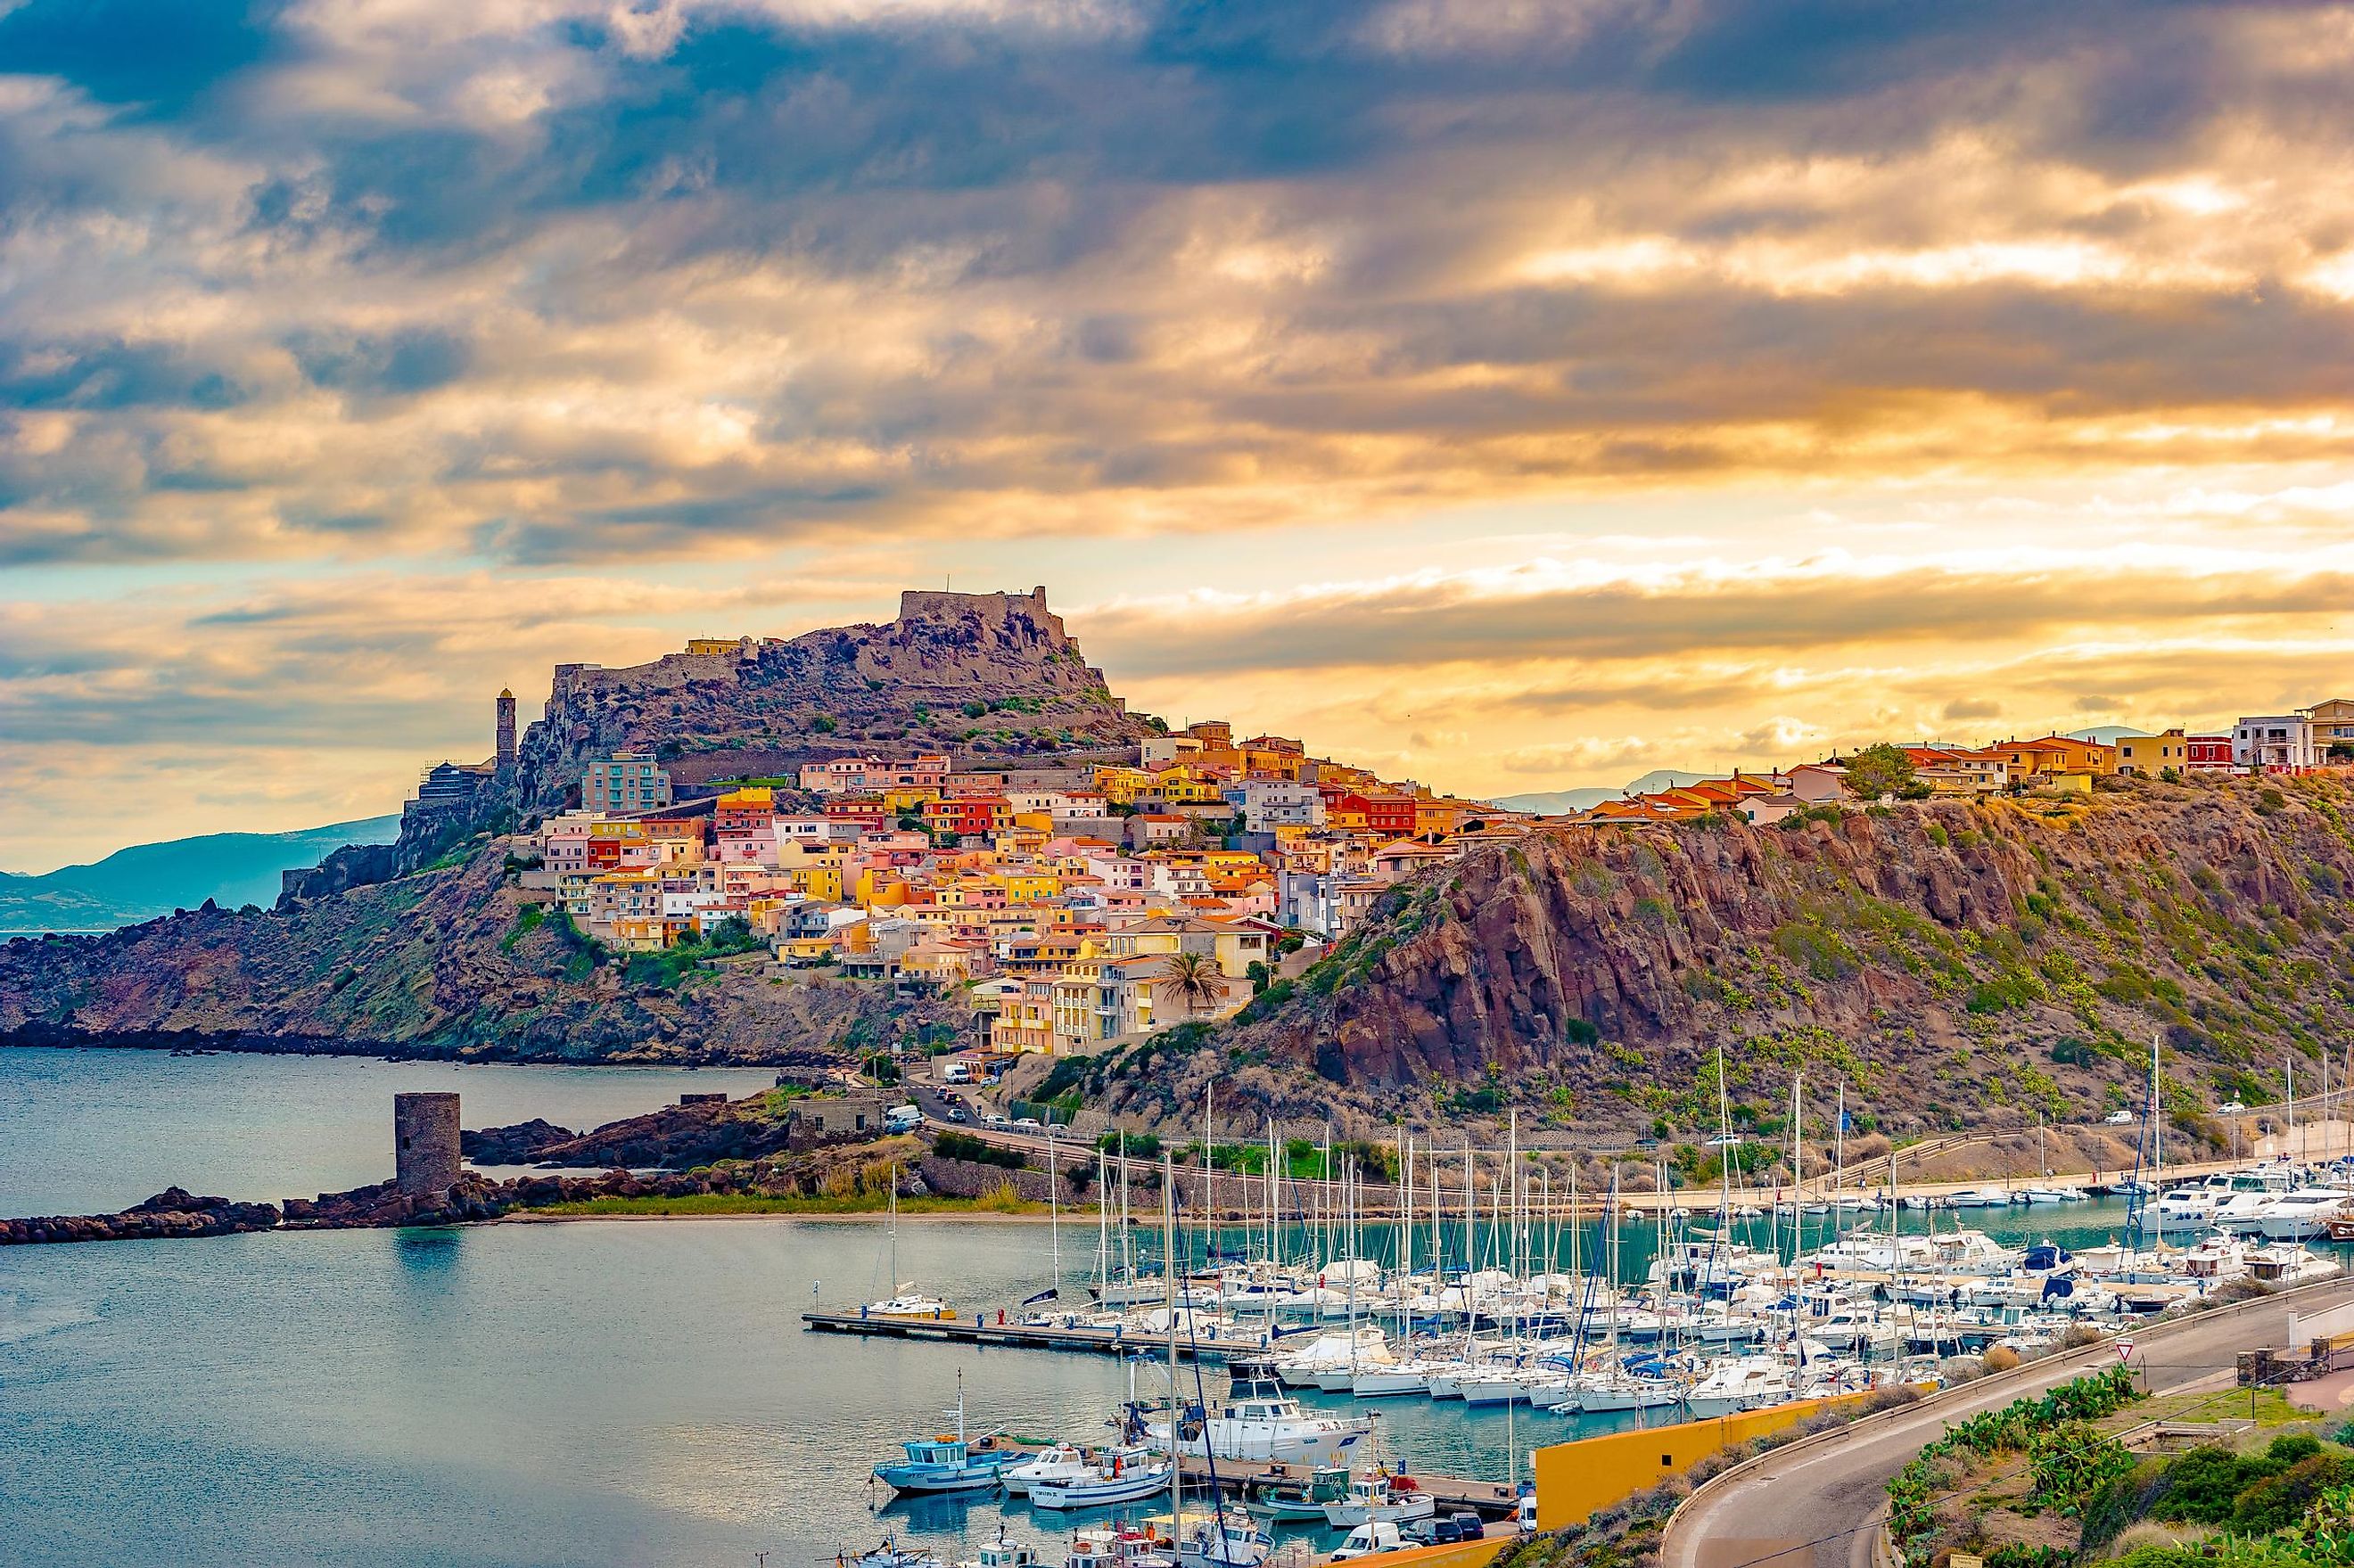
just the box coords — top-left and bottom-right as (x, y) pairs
(515, 587), (1147, 806)
(0, 848), (958, 1063)
(288, 586), (1150, 900)
(1096, 774), (2354, 1140)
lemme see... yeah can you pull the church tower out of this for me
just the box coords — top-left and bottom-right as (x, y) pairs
(496, 688), (517, 772)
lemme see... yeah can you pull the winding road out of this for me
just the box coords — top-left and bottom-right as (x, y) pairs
(1658, 1274), (2354, 1568)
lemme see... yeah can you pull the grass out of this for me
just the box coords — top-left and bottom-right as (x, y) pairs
(2132, 1386), (2307, 1429)
(528, 1189), (1053, 1218)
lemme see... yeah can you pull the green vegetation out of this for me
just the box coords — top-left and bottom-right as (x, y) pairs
(1845, 742), (1935, 801)
(933, 1131), (1028, 1169)
(1888, 1367), (2143, 1567)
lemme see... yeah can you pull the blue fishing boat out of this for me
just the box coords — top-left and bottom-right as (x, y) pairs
(873, 1379), (1017, 1495)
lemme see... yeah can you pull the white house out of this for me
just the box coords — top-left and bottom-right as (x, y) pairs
(2234, 714), (2318, 772)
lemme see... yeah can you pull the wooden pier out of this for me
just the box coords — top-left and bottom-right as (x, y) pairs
(1175, 1457), (1519, 1519)
(804, 1309), (1280, 1359)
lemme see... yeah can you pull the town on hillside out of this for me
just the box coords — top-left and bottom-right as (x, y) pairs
(409, 643), (2354, 1074)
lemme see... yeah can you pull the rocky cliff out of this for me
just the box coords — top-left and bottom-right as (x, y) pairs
(0, 847), (959, 1063)
(1099, 775), (2354, 1139)
(285, 586), (1150, 902)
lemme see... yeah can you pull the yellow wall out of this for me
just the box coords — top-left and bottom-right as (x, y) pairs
(1353, 1538), (1510, 1568)
(1531, 1393), (1877, 1530)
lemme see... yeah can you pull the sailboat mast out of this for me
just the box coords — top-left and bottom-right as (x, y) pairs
(1049, 1124), (1061, 1293)
(1163, 1155), (1181, 1534)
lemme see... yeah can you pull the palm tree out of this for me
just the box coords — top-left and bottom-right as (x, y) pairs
(1154, 949), (1225, 1021)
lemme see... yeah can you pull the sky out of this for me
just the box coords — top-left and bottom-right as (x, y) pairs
(6, 0), (2354, 869)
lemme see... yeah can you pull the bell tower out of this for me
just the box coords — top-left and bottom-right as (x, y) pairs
(496, 688), (517, 772)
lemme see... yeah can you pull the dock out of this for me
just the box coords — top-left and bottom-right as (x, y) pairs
(1175, 1457), (1519, 1519)
(805, 1309), (1277, 1359)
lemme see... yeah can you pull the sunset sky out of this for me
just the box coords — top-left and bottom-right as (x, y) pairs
(7, 1), (2354, 868)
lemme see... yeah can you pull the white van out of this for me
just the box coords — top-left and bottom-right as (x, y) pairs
(885, 1103), (922, 1132)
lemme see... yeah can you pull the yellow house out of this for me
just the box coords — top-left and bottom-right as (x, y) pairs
(2115, 728), (2188, 776)
(790, 863), (844, 901)
(879, 783), (942, 815)
(1093, 766), (1154, 806)
(854, 867), (911, 907)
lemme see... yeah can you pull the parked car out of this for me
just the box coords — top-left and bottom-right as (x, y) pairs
(1013, 1117), (1043, 1130)
(983, 1112), (1009, 1127)
(1407, 1513), (1484, 1547)
(2218, 1100), (2248, 1114)
(2103, 1109), (2137, 1125)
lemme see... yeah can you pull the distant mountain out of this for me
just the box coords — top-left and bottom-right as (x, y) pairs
(0, 816), (401, 933)
(2064, 726), (2152, 744)
(1491, 769), (1711, 816)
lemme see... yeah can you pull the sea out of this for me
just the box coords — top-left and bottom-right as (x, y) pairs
(0, 1046), (2287, 1568)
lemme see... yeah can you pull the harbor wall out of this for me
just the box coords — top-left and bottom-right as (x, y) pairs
(1530, 1392), (1878, 1530)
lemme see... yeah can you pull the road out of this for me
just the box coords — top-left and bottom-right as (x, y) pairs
(1658, 1274), (2354, 1568)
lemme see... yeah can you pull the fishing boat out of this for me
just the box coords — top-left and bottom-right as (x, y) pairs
(1322, 1473), (1436, 1530)
(1175, 1515), (1271, 1568)
(1246, 1465), (1350, 1522)
(873, 1381), (1017, 1494)
(1032, 1452), (1176, 1511)
(1062, 1523), (1175, 1568)
(956, 1532), (1041, 1568)
(1002, 1444), (1096, 1497)
(847, 1542), (945, 1568)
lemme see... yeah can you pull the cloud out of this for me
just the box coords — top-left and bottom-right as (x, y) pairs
(6, 2), (2354, 566)
(14, 0), (2354, 858)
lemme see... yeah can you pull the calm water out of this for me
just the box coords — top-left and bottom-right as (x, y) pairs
(0, 1048), (2313, 1568)
(0, 1047), (779, 1215)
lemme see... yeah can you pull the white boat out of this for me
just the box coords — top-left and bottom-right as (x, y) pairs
(2244, 1244), (2345, 1287)
(1062, 1523), (1174, 1568)
(1322, 1474), (1436, 1529)
(1002, 1443), (1094, 1496)
(1032, 1456), (1175, 1511)
(1349, 1363), (1434, 1399)
(2259, 1188), (2354, 1241)
(1151, 1360), (1370, 1465)
(1559, 1367), (1683, 1414)
(1945, 1186), (2011, 1210)
(958, 1534), (1042, 1568)
(854, 1543), (945, 1568)
(1176, 1515), (1270, 1568)
(1682, 1356), (1794, 1417)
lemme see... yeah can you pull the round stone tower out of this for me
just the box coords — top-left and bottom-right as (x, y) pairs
(495, 688), (517, 773)
(393, 1092), (463, 1197)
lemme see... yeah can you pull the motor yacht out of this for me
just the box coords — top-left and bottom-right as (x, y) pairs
(1682, 1356), (1795, 1417)
(1148, 1360), (1370, 1465)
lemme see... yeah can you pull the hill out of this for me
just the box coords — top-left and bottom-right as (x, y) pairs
(0, 817), (399, 935)
(0, 588), (1129, 1063)
(1492, 770), (1711, 816)
(1082, 773), (2354, 1142)
(285, 587), (1152, 902)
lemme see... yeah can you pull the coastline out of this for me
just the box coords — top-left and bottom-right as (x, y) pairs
(502, 1209), (1062, 1226)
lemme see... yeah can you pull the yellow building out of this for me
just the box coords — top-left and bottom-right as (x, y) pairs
(879, 783), (943, 815)
(2115, 728), (2188, 776)
(790, 863), (844, 901)
(1092, 766), (1154, 806)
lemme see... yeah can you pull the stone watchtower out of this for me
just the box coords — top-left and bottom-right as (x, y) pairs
(495, 689), (517, 773)
(393, 1092), (463, 1197)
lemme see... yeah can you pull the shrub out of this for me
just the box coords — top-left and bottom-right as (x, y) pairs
(934, 1131), (1027, 1170)
(2231, 1451), (2354, 1533)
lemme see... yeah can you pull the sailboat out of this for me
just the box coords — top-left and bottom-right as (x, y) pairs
(867, 1165), (954, 1320)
